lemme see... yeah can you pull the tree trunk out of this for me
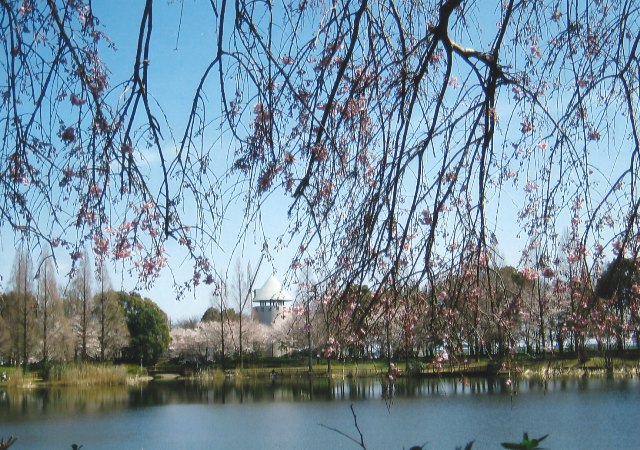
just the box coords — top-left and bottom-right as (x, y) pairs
(42, 270), (49, 363)
(100, 275), (105, 362)
(220, 306), (225, 369)
(536, 283), (546, 354)
(82, 276), (88, 360)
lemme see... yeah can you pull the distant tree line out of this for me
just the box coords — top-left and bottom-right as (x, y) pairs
(296, 257), (640, 367)
(170, 255), (640, 370)
(169, 310), (292, 365)
(0, 249), (170, 368)
(170, 297), (294, 365)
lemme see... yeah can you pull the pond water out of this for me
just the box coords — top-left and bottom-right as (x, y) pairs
(0, 376), (638, 449)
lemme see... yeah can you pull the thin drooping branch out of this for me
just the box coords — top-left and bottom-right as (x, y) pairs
(0, 0), (638, 334)
(319, 404), (367, 449)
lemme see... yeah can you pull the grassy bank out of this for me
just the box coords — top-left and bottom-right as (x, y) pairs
(409, 352), (640, 379)
(3, 352), (639, 387)
(0, 367), (38, 388)
(44, 363), (130, 386)
(175, 351), (640, 381)
(0, 363), (146, 387)
(191, 360), (391, 382)
(506, 354), (640, 378)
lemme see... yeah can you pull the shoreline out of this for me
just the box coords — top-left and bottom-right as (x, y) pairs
(2, 354), (639, 388)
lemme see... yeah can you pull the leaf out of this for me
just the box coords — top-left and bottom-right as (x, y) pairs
(502, 433), (549, 450)
(501, 443), (524, 449)
(531, 434), (549, 446)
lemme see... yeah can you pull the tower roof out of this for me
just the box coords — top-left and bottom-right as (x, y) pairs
(254, 275), (292, 302)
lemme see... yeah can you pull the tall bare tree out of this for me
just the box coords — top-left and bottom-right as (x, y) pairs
(36, 253), (69, 363)
(92, 264), (129, 361)
(205, 288), (230, 367)
(96, 261), (109, 361)
(232, 257), (262, 370)
(10, 249), (37, 369)
(0, 292), (21, 364)
(67, 251), (94, 360)
(0, 301), (10, 362)
(93, 290), (130, 361)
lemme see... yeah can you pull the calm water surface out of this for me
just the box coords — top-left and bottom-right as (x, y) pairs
(0, 376), (638, 449)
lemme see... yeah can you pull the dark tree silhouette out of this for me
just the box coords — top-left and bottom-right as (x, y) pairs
(596, 257), (640, 349)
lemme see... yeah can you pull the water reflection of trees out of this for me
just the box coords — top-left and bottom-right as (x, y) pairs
(0, 386), (130, 421)
(129, 377), (600, 404)
(0, 376), (615, 418)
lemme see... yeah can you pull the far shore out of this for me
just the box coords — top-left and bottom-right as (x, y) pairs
(2, 351), (639, 388)
(181, 353), (640, 382)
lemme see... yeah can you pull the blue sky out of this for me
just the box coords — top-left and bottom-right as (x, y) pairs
(0, 0), (299, 321)
(0, 0), (561, 319)
(94, 0), (304, 320)
(0, 1), (627, 320)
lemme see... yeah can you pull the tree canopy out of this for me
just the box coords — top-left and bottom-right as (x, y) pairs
(1, 1), (639, 327)
(117, 291), (170, 365)
(595, 257), (640, 349)
(596, 258), (640, 302)
(201, 306), (239, 323)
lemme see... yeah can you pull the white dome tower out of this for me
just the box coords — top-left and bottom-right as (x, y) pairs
(252, 275), (292, 325)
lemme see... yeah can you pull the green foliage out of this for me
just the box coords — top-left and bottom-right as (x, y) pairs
(123, 363), (149, 377)
(0, 290), (38, 366)
(595, 258), (640, 348)
(201, 306), (238, 322)
(501, 433), (549, 450)
(117, 292), (170, 365)
(0, 367), (25, 387)
(499, 266), (527, 288)
(405, 433), (547, 450)
(596, 258), (639, 302)
(406, 360), (425, 375)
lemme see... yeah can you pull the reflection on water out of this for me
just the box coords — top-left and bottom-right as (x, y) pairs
(1, 376), (639, 450)
(0, 375), (631, 419)
(0, 385), (130, 421)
